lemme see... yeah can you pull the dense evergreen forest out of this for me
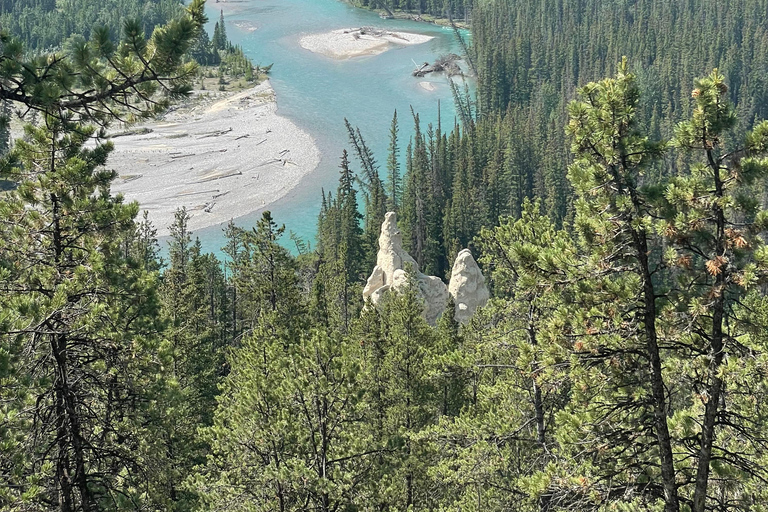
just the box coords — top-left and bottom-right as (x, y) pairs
(371, 0), (768, 275)
(0, 0), (253, 76)
(0, 0), (184, 51)
(349, 0), (472, 20)
(3, 0), (768, 511)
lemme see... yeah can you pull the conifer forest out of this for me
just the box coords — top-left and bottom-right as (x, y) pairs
(3, 0), (768, 511)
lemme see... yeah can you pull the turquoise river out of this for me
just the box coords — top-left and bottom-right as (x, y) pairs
(191, 0), (465, 254)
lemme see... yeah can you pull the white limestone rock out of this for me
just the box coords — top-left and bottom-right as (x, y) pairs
(362, 212), (448, 324)
(376, 212), (418, 282)
(418, 274), (450, 325)
(369, 284), (391, 305)
(448, 249), (490, 324)
(390, 268), (408, 290)
(363, 213), (416, 305)
(362, 265), (385, 300)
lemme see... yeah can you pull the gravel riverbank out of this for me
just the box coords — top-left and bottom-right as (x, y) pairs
(109, 80), (320, 236)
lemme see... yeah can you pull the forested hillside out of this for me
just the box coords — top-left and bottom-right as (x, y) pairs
(0, 0), (252, 75)
(3, 0), (768, 511)
(0, 0), (183, 50)
(366, 0), (768, 275)
(349, 0), (472, 19)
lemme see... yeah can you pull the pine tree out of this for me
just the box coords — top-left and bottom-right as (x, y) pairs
(222, 219), (244, 342)
(530, 62), (768, 512)
(336, 150), (365, 285)
(666, 70), (768, 511)
(193, 325), (371, 511)
(420, 200), (573, 511)
(0, 119), (169, 511)
(0, 6), (205, 509)
(555, 59), (679, 511)
(386, 110), (402, 211)
(0, 0), (205, 125)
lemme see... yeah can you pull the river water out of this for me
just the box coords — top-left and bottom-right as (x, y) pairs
(191, 0), (464, 254)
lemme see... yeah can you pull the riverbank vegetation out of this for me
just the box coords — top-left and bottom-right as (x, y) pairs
(349, 0), (472, 23)
(0, 2), (258, 151)
(0, 1), (257, 83)
(3, 0), (768, 511)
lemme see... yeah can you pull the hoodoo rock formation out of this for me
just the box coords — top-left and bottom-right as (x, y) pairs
(363, 212), (489, 324)
(448, 249), (490, 324)
(362, 212), (449, 324)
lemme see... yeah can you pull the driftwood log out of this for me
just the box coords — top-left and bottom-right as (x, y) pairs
(412, 53), (463, 77)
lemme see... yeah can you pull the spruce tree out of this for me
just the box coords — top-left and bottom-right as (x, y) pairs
(211, 22), (221, 53)
(159, 210), (230, 509)
(344, 119), (387, 268)
(386, 110), (401, 212)
(217, 9), (227, 50)
(366, 272), (442, 509)
(313, 151), (365, 331)
(228, 212), (304, 334)
(0, 119), (169, 511)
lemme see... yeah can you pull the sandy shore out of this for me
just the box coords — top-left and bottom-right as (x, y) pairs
(419, 81), (437, 91)
(300, 27), (434, 59)
(109, 81), (320, 236)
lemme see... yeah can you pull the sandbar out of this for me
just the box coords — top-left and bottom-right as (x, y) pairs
(300, 27), (434, 59)
(109, 81), (320, 236)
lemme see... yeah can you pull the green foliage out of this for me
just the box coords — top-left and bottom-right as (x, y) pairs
(348, 0), (472, 20)
(314, 151), (365, 331)
(386, 110), (402, 212)
(344, 119), (388, 270)
(5, 1), (768, 511)
(361, 277), (444, 509)
(0, 0), (206, 125)
(387, 0), (768, 268)
(224, 211), (305, 337)
(471, 0), (768, 128)
(0, 0), (184, 52)
(0, 118), (169, 511)
(400, 108), (451, 277)
(194, 324), (369, 512)
(0, 5), (206, 510)
(199, 9), (256, 78)
(522, 63), (768, 511)
(158, 209), (230, 509)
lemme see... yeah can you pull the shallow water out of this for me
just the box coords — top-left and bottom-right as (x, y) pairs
(189, 0), (465, 255)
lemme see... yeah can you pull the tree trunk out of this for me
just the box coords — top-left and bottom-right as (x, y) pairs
(52, 330), (93, 512)
(633, 229), (680, 512)
(692, 151), (728, 512)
